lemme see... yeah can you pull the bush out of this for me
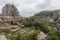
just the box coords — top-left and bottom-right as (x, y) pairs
(47, 30), (60, 40)
(12, 19), (19, 25)
(10, 30), (39, 40)
(24, 30), (39, 40)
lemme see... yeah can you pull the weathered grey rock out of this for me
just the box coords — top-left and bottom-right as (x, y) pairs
(0, 35), (7, 40)
(2, 4), (19, 16)
(56, 23), (60, 29)
(34, 10), (60, 21)
(37, 31), (47, 40)
(0, 4), (23, 22)
(2, 4), (23, 20)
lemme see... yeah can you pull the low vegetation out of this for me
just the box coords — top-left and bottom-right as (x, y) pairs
(0, 17), (60, 40)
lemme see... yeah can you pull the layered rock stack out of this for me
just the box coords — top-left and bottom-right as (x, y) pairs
(0, 4), (22, 31)
(1, 4), (22, 20)
(0, 4), (23, 24)
(2, 4), (19, 16)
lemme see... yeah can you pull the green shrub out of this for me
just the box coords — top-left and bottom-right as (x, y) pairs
(10, 30), (39, 40)
(24, 30), (39, 40)
(12, 19), (19, 25)
(47, 30), (60, 40)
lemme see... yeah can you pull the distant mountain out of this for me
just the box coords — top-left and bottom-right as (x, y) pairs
(32, 10), (60, 29)
(33, 10), (60, 21)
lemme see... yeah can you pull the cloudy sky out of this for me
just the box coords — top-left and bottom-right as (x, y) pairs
(0, 0), (60, 17)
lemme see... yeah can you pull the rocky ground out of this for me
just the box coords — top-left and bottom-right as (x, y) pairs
(0, 35), (7, 40)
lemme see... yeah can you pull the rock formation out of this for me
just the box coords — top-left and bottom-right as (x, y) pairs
(0, 4), (23, 24)
(0, 35), (7, 40)
(33, 10), (60, 29)
(34, 10), (60, 20)
(0, 4), (23, 23)
(1, 4), (22, 20)
(2, 4), (19, 16)
(0, 4), (22, 31)
(37, 31), (47, 40)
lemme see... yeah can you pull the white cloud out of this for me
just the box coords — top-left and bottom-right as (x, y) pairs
(45, 0), (60, 10)
(0, 0), (60, 17)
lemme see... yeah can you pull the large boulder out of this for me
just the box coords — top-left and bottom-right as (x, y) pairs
(0, 35), (7, 40)
(2, 4), (19, 16)
(2, 4), (22, 20)
(37, 31), (47, 40)
(0, 4), (23, 24)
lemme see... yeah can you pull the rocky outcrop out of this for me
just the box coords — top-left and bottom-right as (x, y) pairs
(34, 10), (60, 21)
(0, 4), (23, 24)
(1, 4), (22, 20)
(2, 4), (19, 16)
(0, 16), (13, 23)
(33, 10), (60, 29)
(0, 24), (20, 32)
(0, 4), (23, 32)
(37, 31), (47, 40)
(0, 35), (7, 40)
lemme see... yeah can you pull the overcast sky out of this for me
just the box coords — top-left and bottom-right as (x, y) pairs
(0, 0), (60, 17)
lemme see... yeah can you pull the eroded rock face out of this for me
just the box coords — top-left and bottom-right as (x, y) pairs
(2, 4), (19, 16)
(34, 10), (60, 21)
(0, 4), (23, 24)
(2, 4), (22, 19)
(0, 4), (23, 21)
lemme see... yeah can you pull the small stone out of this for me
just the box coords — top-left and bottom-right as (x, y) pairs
(0, 35), (7, 40)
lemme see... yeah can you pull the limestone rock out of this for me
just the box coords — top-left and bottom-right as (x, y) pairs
(2, 4), (22, 20)
(0, 35), (7, 40)
(0, 4), (23, 24)
(2, 4), (19, 16)
(37, 31), (47, 40)
(34, 10), (60, 21)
